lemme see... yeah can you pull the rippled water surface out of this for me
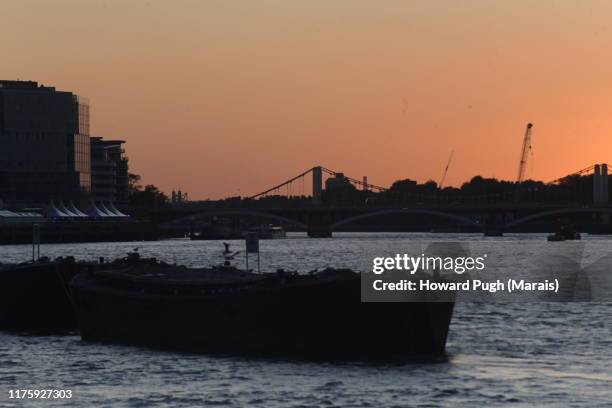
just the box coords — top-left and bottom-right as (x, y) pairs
(0, 233), (610, 407)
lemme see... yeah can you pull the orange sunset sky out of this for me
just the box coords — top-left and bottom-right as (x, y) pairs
(3, 0), (612, 199)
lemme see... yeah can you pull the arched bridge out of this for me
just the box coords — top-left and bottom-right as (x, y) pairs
(159, 204), (612, 237)
(160, 206), (482, 237)
(504, 207), (612, 229)
(331, 208), (479, 230)
(162, 209), (308, 230)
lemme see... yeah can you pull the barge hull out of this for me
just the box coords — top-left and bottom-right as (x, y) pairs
(0, 261), (79, 331)
(71, 274), (454, 360)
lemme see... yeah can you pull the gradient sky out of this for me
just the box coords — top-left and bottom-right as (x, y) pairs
(3, 0), (612, 198)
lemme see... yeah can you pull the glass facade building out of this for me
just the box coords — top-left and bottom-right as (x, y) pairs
(75, 96), (92, 191)
(0, 81), (91, 207)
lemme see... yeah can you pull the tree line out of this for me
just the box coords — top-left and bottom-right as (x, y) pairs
(127, 172), (604, 209)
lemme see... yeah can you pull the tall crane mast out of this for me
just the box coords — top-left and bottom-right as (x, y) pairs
(515, 123), (533, 202)
(438, 149), (454, 189)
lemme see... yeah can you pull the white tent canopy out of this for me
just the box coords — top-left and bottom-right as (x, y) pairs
(85, 201), (110, 218)
(67, 201), (88, 217)
(107, 201), (130, 217)
(98, 202), (119, 217)
(57, 201), (78, 217)
(43, 201), (71, 218)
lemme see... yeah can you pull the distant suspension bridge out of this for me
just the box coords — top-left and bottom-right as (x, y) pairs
(159, 163), (612, 237)
(248, 166), (387, 202)
(247, 163), (610, 204)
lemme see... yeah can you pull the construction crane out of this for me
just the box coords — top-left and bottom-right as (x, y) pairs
(515, 123), (533, 202)
(438, 150), (454, 189)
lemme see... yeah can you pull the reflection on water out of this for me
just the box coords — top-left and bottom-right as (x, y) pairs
(0, 233), (610, 407)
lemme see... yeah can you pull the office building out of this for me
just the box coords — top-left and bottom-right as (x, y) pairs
(0, 80), (91, 207)
(90, 137), (129, 207)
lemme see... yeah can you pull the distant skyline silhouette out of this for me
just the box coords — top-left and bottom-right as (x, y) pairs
(3, 0), (612, 198)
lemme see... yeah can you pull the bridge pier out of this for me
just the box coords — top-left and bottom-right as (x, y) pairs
(483, 213), (504, 236)
(307, 224), (332, 238)
(483, 227), (503, 236)
(307, 211), (333, 237)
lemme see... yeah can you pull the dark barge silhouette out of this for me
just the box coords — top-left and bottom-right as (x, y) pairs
(69, 254), (455, 360)
(0, 258), (80, 331)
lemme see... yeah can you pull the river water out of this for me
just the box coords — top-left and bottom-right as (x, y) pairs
(0, 233), (610, 407)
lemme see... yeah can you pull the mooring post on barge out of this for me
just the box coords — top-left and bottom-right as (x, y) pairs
(245, 232), (260, 273)
(32, 223), (41, 261)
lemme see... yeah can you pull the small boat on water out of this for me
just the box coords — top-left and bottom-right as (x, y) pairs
(190, 219), (243, 240)
(69, 251), (455, 360)
(547, 225), (581, 242)
(246, 224), (286, 239)
(191, 222), (287, 240)
(0, 258), (81, 331)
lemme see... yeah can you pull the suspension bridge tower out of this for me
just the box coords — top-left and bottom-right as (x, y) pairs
(593, 164), (609, 205)
(312, 166), (323, 204)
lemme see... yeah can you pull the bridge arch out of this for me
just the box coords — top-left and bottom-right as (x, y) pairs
(331, 208), (479, 230)
(161, 210), (308, 230)
(505, 207), (612, 229)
